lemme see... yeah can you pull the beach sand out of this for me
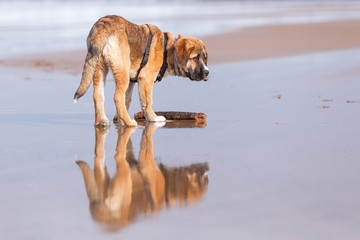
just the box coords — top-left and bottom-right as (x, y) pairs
(2, 15), (360, 240)
(204, 20), (360, 63)
(2, 20), (360, 73)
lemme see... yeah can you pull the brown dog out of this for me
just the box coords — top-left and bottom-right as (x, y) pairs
(74, 15), (209, 127)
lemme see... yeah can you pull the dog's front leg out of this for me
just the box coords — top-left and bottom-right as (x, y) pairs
(138, 79), (166, 122)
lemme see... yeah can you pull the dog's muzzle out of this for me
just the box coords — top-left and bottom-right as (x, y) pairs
(188, 66), (209, 81)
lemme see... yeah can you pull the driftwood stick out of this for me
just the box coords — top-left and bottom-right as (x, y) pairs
(137, 120), (207, 128)
(134, 111), (207, 121)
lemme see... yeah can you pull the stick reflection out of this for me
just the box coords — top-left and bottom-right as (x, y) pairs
(76, 123), (209, 232)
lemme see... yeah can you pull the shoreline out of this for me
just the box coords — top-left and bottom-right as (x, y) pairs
(203, 19), (360, 64)
(2, 19), (360, 74)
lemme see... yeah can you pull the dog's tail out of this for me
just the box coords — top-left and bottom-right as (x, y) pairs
(76, 160), (101, 202)
(74, 28), (108, 102)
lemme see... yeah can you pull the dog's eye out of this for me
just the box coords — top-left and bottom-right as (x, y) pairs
(192, 55), (200, 62)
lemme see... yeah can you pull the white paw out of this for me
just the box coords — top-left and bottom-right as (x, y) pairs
(154, 115), (166, 122)
(117, 119), (137, 127)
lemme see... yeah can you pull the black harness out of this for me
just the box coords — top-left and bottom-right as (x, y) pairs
(156, 33), (169, 82)
(130, 24), (169, 83)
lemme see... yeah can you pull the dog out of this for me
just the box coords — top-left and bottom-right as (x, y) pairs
(76, 124), (209, 231)
(74, 15), (209, 127)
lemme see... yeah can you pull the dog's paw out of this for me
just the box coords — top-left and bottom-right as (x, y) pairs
(153, 121), (166, 128)
(126, 119), (138, 128)
(152, 115), (166, 122)
(113, 115), (119, 123)
(95, 118), (110, 127)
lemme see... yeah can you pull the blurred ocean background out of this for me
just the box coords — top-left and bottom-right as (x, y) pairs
(1, 0), (360, 57)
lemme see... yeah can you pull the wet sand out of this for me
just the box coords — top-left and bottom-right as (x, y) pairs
(2, 17), (360, 240)
(204, 20), (360, 63)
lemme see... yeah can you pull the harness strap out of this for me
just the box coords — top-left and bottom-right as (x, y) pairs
(130, 24), (153, 83)
(173, 38), (180, 76)
(155, 33), (169, 83)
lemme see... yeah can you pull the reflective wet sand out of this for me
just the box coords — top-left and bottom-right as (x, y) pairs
(1, 48), (360, 239)
(76, 124), (209, 232)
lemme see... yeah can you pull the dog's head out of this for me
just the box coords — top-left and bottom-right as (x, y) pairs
(174, 35), (209, 81)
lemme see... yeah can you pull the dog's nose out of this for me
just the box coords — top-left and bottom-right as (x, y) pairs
(204, 69), (209, 81)
(204, 69), (209, 77)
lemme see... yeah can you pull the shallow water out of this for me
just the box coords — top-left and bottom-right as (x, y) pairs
(1, 48), (360, 239)
(1, 0), (360, 57)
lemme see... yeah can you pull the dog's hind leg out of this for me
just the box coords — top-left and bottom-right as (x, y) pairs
(113, 82), (135, 123)
(125, 82), (136, 111)
(93, 56), (109, 126)
(107, 47), (137, 127)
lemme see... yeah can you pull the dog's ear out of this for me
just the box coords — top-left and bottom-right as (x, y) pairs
(175, 37), (194, 51)
(184, 39), (195, 52)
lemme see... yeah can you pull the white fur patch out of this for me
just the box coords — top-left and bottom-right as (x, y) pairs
(154, 121), (166, 128)
(154, 115), (166, 122)
(103, 35), (118, 55)
(204, 64), (209, 72)
(103, 35), (124, 65)
(129, 68), (137, 79)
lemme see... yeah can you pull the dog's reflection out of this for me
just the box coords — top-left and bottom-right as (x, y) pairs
(76, 123), (209, 231)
